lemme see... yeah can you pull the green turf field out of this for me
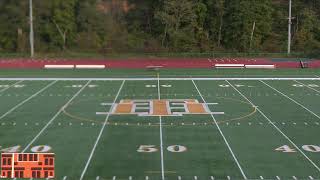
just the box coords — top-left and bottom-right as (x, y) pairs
(0, 69), (320, 180)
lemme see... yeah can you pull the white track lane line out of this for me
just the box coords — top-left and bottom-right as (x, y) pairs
(226, 80), (320, 173)
(260, 80), (320, 120)
(0, 81), (57, 121)
(0, 80), (23, 93)
(157, 74), (165, 180)
(192, 80), (247, 179)
(294, 80), (320, 94)
(0, 77), (319, 81)
(80, 80), (125, 180)
(22, 80), (91, 152)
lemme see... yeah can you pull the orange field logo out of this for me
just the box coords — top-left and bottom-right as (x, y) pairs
(0, 153), (54, 179)
(97, 99), (224, 116)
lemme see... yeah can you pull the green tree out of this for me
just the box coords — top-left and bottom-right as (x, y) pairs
(223, 0), (273, 51)
(155, 0), (198, 51)
(51, 0), (78, 50)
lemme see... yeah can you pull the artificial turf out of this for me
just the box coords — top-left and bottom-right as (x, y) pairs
(0, 69), (320, 179)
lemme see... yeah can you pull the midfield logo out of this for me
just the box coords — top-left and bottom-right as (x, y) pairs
(97, 99), (224, 116)
(0, 153), (55, 179)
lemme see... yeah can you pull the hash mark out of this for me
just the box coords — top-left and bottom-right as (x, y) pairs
(210, 176), (214, 180)
(63, 176), (67, 180)
(260, 176), (264, 179)
(276, 176), (280, 180)
(112, 176), (116, 180)
(309, 176), (314, 180)
(292, 176), (297, 180)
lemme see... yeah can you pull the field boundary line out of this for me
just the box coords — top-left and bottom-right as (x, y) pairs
(0, 77), (319, 81)
(261, 80), (320, 120)
(21, 80), (92, 152)
(192, 80), (247, 179)
(157, 73), (165, 180)
(0, 81), (57, 121)
(294, 80), (320, 94)
(0, 80), (23, 93)
(226, 80), (320, 173)
(80, 80), (125, 180)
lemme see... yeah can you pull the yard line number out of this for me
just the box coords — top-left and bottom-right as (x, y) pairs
(219, 84), (254, 88)
(275, 145), (320, 153)
(292, 84), (320, 88)
(0, 145), (52, 153)
(0, 84), (25, 88)
(145, 85), (172, 88)
(137, 145), (187, 153)
(65, 85), (98, 88)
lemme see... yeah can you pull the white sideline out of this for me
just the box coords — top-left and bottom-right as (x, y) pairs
(226, 80), (320, 173)
(192, 80), (247, 179)
(0, 77), (319, 81)
(261, 80), (320, 120)
(157, 74), (165, 180)
(21, 81), (91, 152)
(0, 81), (57, 121)
(80, 80), (125, 180)
(0, 80), (23, 93)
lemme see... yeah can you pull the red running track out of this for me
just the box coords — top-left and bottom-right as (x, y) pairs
(0, 58), (319, 69)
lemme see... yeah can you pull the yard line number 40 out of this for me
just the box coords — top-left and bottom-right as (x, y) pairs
(0, 145), (52, 153)
(275, 145), (320, 153)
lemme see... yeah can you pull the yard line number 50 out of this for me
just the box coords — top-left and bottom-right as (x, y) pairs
(137, 145), (187, 153)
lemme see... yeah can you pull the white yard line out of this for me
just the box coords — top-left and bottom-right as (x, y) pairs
(260, 80), (320, 120)
(226, 80), (320, 173)
(0, 80), (23, 93)
(0, 77), (319, 81)
(192, 80), (247, 179)
(80, 80), (125, 180)
(22, 80), (91, 152)
(157, 74), (165, 180)
(0, 81), (57, 121)
(294, 80), (320, 94)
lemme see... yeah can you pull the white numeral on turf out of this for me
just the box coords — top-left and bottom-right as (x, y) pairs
(145, 85), (172, 88)
(31, 145), (52, 153)
(167, 145), (187, 152)
(138, 145), (187, 153)
(302, 145), (320, 152)
(137, 145), (158, 153)
(275, 145), (296, 153)
(0, 145), (21, 153)
(0, 145), (52, 153)
(0, 85), (25, 88)
(219, 84), (246, 88)
(275, 145), (320, 153)
(292, 84), (319, 87)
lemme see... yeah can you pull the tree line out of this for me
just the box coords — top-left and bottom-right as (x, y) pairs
(0, 0), (319, 56)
